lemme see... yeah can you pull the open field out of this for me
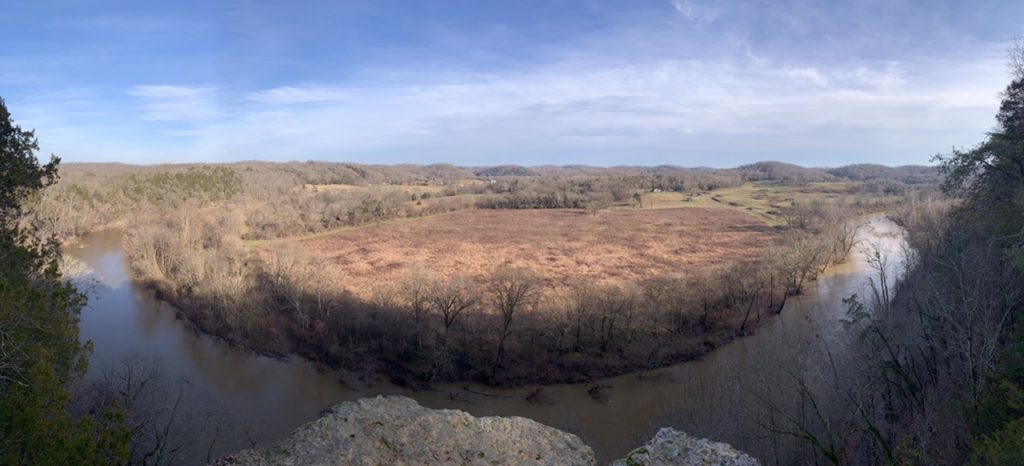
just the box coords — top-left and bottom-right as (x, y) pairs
(632, 181), (856, 226)
(243, 181), (855, 245)
(286, 207), (780, 298)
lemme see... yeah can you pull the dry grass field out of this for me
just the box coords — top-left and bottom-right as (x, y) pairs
(632, 181), (855, 226)
(286, 207), (779, 298)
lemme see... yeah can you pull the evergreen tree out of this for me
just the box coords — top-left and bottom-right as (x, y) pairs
(0, 97), (129, 464)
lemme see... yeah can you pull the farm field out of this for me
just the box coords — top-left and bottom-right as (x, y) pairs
(282, 207), (780, 298)
(632, 181), (856, 226)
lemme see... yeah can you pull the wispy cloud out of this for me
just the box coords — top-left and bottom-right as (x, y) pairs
(154, 53), (1006, 165)
(783, 67), (830, 87)
(129, 85), (220, 122)
(671, 0), (723, 22)
(9, 0), (1018, 165)
(246, 86), (352, 105)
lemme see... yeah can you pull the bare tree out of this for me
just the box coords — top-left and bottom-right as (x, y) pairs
(428, 275), (478, 350)
(488, 267), (541, 378)
(724, 262), (767, 333)
(780, 199), (815, 230)
(1011, 35), (1024, 82)
(766, 231), (831, 315)
(567, 281), (597, 351)
(399, 265), (437, 350)
(822, 204), (863, 265)
(370, 280), (400, 309)
(545, 293), (574, 354)
(267, 245), (311, 331)
(593, 284), (639, 352)
(641, 275), (691, 334)
(860, 239), (893, 314)
(78, 353), (228, 466)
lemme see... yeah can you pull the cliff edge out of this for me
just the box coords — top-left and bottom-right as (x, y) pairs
(213, 396), (759, 466)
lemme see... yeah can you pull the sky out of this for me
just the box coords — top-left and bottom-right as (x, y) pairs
(1, 0), (1022, 167)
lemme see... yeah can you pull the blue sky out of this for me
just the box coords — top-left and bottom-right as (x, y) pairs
(2, 0), (1021, 167)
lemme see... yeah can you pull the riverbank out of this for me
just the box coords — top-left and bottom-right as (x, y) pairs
(130, 265), (749, 387)
(111, 213), (868, 388)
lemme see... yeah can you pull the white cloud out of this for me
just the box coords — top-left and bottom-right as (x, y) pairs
(246, 86), (352, 105)
(156, 54), (1005, 164)
(783, 67), (830, 87)
(671, 0), (723, 22)
(844, 64), (907, 90)
(9, 0), (1019, 166)
(96, 32), (1010, 165)
(129, 85), (220, 122)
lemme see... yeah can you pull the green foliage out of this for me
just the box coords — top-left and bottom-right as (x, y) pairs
(972, 318), (1024, 465)
(0, 97), (58, 223)
(124, 165), (243, 205)
(476, 192), (587, 209)
(937, 78), (1024, 253)
(972, 416), (1024, 465)
(0, 97), (129, 464)
(972, 378), (1024, 465)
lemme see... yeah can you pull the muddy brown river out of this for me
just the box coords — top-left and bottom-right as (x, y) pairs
(67, 216), (906, 464)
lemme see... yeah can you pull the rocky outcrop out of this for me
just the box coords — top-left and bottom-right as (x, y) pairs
(212, 396), (596, 466)
(611, 428), (760, 466)
(214, 396), (760, 466)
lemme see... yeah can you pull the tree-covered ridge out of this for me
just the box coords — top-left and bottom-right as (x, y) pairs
(123, 166), (243, 205)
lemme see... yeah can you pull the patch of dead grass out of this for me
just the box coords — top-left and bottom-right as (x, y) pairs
(276, 208), (779, 299)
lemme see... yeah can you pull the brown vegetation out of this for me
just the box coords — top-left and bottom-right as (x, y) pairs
(283, 208), (778, 299)
(35, 160), (931, 386)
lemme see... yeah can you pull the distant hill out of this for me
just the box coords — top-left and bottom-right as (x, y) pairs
(64, 160), (940, 186)
(735, 161), (836, 183)
(473, 165), (538, 177)
(826, 164), (940, 185)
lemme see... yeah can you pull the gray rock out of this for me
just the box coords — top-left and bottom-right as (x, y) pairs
(611, 428), (760, 466)
(212, 396), (595, 466)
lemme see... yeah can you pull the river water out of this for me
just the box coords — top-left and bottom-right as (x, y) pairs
(66, 216), (906, 465)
